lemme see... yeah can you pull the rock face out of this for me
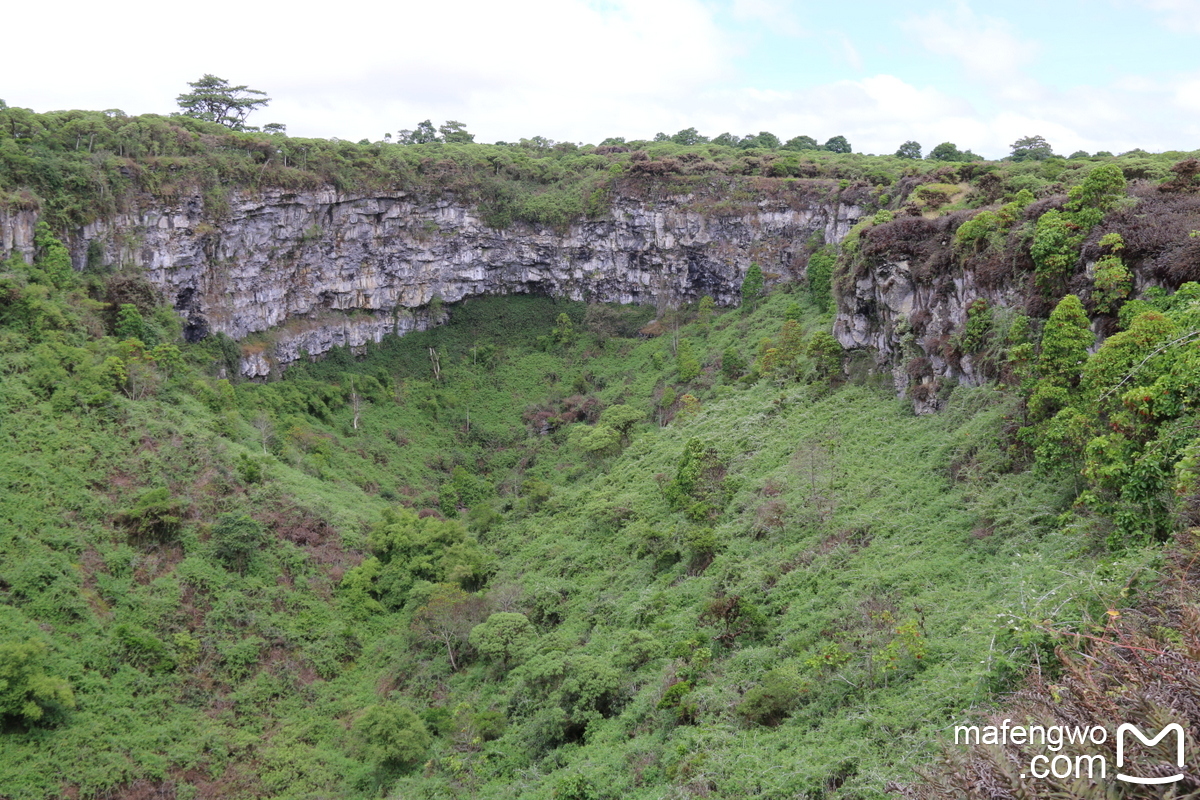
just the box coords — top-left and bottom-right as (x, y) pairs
(3, 188), (861, 377)
(0, 207), (39, 263)
(833, 258), (1028, 413)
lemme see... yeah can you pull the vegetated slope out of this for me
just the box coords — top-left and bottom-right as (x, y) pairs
(4, 111), (1200, 800)
(5, 106), (1195, 237)
(0, 106), (885, 234)
(892, 531), (1200, 799)
(827, 161), (1200, 798)
(0, 227), (1144, 800)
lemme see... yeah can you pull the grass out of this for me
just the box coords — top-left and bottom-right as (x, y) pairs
(0, 285), (1155, 800)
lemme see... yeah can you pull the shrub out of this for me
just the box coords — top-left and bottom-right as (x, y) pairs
(736, 667), (806, 726)
(0, 639), (75, 725)
(211, 512), (267, 572)
(469, 612), (535, 668)
(116, 487), (187, 543)
(806, 247), (836, 312)
(741, 262), (764, 308)
(353, 703), (431, 768)
(961, 299), (992, 353)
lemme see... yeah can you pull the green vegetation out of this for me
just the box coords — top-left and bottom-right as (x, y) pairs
(175, 74), (272, 131)
(3, 106), (1200, 800)
(0, 107), (878, 233)
(0, 241), (1178, 798)
(740, 262), (764, 309)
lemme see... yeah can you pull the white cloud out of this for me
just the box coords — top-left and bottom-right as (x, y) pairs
(1127, 0), (1200, 34)
(730, 0), (805, 37)
(5, 0), (1198, 158)
(837, 34), (864, 72)
(1174, 78), (1200, 111)
(902, 2), (1040, 85)
(5, 0), (735, 143)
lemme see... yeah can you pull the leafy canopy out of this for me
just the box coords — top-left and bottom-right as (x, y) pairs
(175, 74), (270, 131)
(1009, 134), (1054, 162)
(0, 638), (75, 725)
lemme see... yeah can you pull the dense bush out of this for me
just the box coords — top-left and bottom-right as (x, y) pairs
(3, 114), (1200, 799)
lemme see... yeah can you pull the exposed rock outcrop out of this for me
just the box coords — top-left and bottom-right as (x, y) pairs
(3, 187), (861, 377)
(833, 258), (1026, 413)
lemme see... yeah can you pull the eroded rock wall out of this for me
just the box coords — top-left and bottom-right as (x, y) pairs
(833, 258), (1027, 413)
(3, 188), (861, 377)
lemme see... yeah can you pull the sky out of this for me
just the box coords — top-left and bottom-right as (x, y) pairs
(5, 0), (1200, 159)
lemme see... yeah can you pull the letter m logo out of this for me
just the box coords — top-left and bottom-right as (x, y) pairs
(1116, 723), (1185, 785)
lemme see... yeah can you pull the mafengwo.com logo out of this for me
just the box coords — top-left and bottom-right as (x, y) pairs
(954, 720), (1186, 784)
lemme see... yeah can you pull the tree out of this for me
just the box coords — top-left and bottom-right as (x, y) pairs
(711, 132), (740, 147)
(211, 513), (267, 572)
(806, 246), (836, 313)
(397, 120), (439, 145)
(741, 262), (764, 308)
(783, 135), (820, 151)
(740, 131), (781, 149)
(599, 404), (644, 440)
(176, 75), (270, 130)
(671, 127), (708, 145)
(895, 141), (922, 159)
(1009, 135), (1054, 162)
(1092, 255), (1132, 314)
(778, 320), (806, 366)
(115, 303), (148, 342)
(721, 347), (747, 381)
(823, 135), (852, 154)
(469, 612), (535, 668)
(1066, 163), (1126, 215)
(550, 312), (575, 346)
(573, 423), (621, 456)
(357, 508), (486, 607)
(33, 223), (73, 288)
(676, 339), (701, 382)
(411, 585), (485, 671)
(1038, 295), (1093, 388)
(0, 639), (75, 725)
(1030, 210), (1082, 295)
(353, 703), (431, 767)
(116, 487), (185, 542)
(438, 120), (474, 143)
(927, 142), (963, 161)
(807, 332), (843, 380)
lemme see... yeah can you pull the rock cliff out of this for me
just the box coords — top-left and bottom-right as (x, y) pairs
(833, 256), (1027, 413)
(830, 186), (1200, 412)
(3, 187), (861, 377)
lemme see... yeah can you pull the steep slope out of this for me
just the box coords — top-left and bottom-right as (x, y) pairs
(0, 276), (1131, 800)
(4, 186), (859, 377)
(4, 107), (1200, 800)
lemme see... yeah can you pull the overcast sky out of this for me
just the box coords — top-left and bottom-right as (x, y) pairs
(6, 0), (1199, 159)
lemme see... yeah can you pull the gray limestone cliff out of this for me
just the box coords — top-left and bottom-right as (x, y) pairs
(832, 257), (1028, 413)
(3, 188), (861, 378)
